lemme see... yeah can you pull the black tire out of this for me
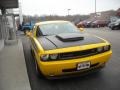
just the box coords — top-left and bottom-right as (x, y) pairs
(31, 48), (34, 56)
(34, 60), (43, 77)
(31, 48), (43, 78)
(111, 26), (119, 30)
(111, 27), (115, 30)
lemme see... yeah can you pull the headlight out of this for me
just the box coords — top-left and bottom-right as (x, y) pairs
(104, 45), (110, 51)
(97, 47), (103, 52)
(41, 54), (49, 61)
(97, 45), (110, 53)
(50, 54), (58, 60)
(115, 23), (119, 26)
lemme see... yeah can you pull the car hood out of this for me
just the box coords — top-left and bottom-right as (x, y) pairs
(37, 33), (104, 50)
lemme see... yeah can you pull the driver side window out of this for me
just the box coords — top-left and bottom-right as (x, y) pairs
(32, 26), (38, 37)
(36, 26), (41, 37)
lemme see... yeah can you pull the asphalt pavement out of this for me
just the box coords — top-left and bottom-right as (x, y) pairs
(22, 27), (120, 90)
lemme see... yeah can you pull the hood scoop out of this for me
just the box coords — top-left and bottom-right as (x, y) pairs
(56, 33), (84, 42)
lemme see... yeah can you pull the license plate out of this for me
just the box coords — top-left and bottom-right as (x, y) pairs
(77, 62), (90, 70)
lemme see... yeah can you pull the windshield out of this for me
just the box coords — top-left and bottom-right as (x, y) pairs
(39, 22), (80, 36)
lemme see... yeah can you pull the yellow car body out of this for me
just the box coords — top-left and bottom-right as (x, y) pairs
(28, 20), (112, 79)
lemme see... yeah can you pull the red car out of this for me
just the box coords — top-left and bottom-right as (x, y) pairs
(91, 20), (109, 28)
(76, 21), (87, 28)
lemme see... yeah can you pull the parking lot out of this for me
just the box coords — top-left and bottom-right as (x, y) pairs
(22, 27), (120, 90)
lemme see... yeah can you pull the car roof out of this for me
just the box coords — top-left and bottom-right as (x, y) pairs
(35, 20), (69, 26)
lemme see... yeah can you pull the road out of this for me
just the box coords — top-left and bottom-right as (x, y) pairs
(22, 27), (120, 90)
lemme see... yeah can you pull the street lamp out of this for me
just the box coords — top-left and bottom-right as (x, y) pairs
(94, 0), (97, 19)
(95, 0), (96, 14)
(67, 9), (71, 16)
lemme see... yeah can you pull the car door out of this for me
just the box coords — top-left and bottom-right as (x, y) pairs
(30, 25), (39, 53)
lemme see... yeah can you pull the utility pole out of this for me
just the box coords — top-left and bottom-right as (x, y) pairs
(19, 2), (23, 25)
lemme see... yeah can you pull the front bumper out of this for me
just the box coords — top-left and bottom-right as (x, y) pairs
(38, 50), (112, 78)
(47, 63), (105, 79)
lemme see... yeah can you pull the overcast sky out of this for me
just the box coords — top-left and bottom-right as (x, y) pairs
(19, 0), (120, 16)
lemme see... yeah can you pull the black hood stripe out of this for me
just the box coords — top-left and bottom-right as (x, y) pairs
(38, 33), (104, 50)
(45, 37), (58, 48)
(38, 37), (57, 50)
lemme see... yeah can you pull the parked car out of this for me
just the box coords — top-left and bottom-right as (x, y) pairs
(108, 22), (116, 28)
(109, 19), (120, 30)
(85, 21), (94, 28)
(19, 22), (35, 34)
(28, 20), (112, 79)
(76, 20), (87, 28)
(91, 20), (109, 28)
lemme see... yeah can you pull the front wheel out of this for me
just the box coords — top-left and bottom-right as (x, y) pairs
(35, 60), (43, 78)
(31, 47), (43, 78)
(111, 27), (115, 30)
(111, 26), (118, 30)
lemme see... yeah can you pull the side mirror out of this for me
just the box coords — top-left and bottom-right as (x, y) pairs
(26, 30), (32, 36)
(79, 28), (84, 32)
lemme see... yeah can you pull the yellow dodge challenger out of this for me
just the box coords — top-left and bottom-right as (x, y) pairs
(28, 20), (112, 79)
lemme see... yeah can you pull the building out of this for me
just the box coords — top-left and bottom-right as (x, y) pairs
(0, 0), (18, 51)
(89, 10), (117, 21)
(116, 8), (120, 17)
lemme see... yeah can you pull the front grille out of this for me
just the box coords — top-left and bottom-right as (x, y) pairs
(59, 48), (98, 60)
(42, 45), (110, 62)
